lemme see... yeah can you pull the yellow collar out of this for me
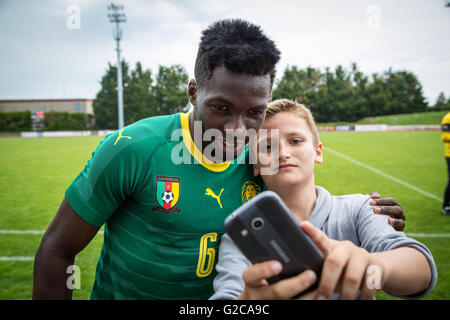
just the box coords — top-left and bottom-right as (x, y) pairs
(180, 112), (231, 172)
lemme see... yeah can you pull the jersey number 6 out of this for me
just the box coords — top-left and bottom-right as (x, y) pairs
(196, 232), (218, 278)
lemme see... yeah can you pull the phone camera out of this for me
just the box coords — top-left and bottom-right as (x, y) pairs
(251, 217), (264, 230)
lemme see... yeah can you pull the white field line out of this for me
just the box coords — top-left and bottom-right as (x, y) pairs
(0, 230), (104, 262)
(406, 233), (450, 238)
(0, 230), (104, 235)
(0, 256), (34, 261)
(324, 146), (443, 203)
(0, 230), (44, 235)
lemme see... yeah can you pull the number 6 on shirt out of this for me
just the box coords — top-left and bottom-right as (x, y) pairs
(196, 232), (218, 277)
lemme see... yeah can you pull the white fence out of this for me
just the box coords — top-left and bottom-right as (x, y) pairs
(21, 130), (115, 138)
(319, 124), (440, 132)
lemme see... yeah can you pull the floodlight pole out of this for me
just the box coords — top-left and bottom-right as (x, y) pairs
(108, 3), (126, 130)
(115, 32), (124, 130)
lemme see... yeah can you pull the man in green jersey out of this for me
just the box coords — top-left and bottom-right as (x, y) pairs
(33, 19), (405, 300)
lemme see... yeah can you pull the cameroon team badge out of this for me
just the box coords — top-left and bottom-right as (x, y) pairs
(153, 176), (181, 213)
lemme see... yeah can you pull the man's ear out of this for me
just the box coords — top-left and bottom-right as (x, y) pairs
(187, 79), (197, 107)
(315, 142), (323, 164)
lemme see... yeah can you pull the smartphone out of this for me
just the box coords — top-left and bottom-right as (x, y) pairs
(225, 190), (324, 296)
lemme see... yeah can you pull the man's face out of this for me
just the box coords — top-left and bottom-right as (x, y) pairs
(188, 66), (272, 161)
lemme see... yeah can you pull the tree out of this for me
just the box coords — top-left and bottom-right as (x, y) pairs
(125, 62), (156, 125)
(93, 61), (190, 129)
(272, 65), (323, 120)
(273, 64), (369, 122)
(366, 73), (389, 117)
(153, 65), (189, 115)
(435, 92), (446, 106)
(93, 61), (130, 129)
(272, 65), (321, 103)
(382, 69), (427, 115)
(94, 60), (430, 127)
(272, 63), (428, 123)
(429, 92), (450, 111)
(325, 65), (359, 122)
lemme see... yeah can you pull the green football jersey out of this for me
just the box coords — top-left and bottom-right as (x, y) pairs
(65, 112), (263, 299)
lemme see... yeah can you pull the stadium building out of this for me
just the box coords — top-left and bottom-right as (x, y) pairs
(0, 98), (94, 115)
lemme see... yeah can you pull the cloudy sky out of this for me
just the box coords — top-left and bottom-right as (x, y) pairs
(1, 0), (449, 105)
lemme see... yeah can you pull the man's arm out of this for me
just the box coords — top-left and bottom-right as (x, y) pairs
(33, 197), (100, 299)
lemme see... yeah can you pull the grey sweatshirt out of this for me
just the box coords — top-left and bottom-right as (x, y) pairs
(210, 186), (437, 300)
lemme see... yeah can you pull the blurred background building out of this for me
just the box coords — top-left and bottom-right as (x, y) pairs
(0, 99), (94, 115)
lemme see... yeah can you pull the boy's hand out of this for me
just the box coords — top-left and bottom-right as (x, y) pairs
(237, 261), (318, 300)
(369, 192), (405, 231)
(300, 221), (386, 300)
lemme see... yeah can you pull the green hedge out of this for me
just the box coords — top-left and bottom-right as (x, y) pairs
(0, 111), (31, 131)
(428, 104), (450, 111)
(42, 111), (94, 131)
(0, 111), (94, 131)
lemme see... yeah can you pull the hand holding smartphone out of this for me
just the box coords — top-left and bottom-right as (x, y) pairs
(225, 191), (324, 296)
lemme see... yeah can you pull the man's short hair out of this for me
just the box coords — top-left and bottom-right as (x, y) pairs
(194, 19), (281, 88)
(266, 99), (320, 146)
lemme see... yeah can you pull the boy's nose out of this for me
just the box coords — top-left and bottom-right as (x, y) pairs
(278, 142), (291, 160)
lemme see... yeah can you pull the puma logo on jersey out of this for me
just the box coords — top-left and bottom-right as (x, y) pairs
(114, 129), (132, 146)
(205, 187), (224, 208)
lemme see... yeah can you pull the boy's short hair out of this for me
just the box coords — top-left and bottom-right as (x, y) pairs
(194, 19), (281, 88)
(265, 99), (320, 146)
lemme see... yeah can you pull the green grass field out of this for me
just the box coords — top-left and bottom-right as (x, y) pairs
(0, 130), (449, 300)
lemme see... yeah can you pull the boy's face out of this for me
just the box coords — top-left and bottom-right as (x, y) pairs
(188, 66), (272, 160)
(255, 112), (323, 189)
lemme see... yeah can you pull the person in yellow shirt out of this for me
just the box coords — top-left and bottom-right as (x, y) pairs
(441, 112), (450, 215)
